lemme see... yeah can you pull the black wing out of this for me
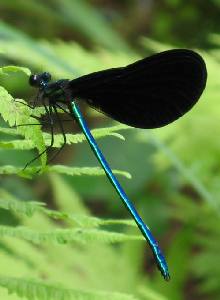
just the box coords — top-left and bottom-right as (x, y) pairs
(68, 49), (207, 129)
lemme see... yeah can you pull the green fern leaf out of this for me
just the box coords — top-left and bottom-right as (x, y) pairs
(0, 140), (34, 150)
(0, 85), (46, 167)
(0, 226), (142, 244)
(0, 198), (45, 218)
(0, 165), (131, 181)
(0, 127), (21, 136)
(0, 277), (138, 300)
(0, 65), (31, 77)
(0, 188), (135, 228)
(43, 124), (129, 148)
(48, 165), (131, 179)
(56, 213), (136, 228)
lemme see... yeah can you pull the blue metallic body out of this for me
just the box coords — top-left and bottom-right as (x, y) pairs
(28, 71), (170, 280)
(70, 100), (170, 281)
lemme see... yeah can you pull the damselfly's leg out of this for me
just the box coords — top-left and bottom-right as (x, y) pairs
(55, 103), (73, 118)
(46, 105), (67, 164)
(14, 89), (42, 109)
(14, 100), (35, 109)
(16, 123), (42, 127)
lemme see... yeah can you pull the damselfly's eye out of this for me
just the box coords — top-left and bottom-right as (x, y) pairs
(29, 74), (39, 87)
(29, 72), (52, 88)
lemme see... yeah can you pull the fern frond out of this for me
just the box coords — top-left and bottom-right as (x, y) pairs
(0, 87), (28, 127)
(0, 198), (45, 217)
(0, 65), (31, 77)
(0, 165), (131, 181)
(43, 124), (129, 148)
(0, 226), (142, 244)
(0, 189), (135, 228)
(0, 85), (46, 167)
(0, 166), (38, 178)
(48, 165), (131, 179)
(45, 209), (135, 228)
(89, 124), (129, 139)
(0, 125), (129, 150)
(0, 276), (138, 300)
(0, 140), (34, 150)
(0, 127), (20, 135)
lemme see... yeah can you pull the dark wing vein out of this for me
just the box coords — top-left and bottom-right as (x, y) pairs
(68, 49), (207, 129)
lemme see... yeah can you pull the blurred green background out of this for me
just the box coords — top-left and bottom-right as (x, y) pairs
(0, 1), (220, 300)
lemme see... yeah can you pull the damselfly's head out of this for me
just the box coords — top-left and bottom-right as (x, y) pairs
(29, 72), (52, 89)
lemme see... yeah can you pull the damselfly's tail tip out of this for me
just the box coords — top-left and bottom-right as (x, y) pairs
(158, 265), (170, 281)
(164, 272), (171, 281)
(157, 258), (170, 281)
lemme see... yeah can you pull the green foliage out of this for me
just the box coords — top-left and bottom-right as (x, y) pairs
(138, 41), (220, 299)
(0, 277), (138, 300)
(0, 54), (143, 299)
(0, 73), (46, 167)
(151, 1), (220, 48)
(0, 1), (220, 300)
